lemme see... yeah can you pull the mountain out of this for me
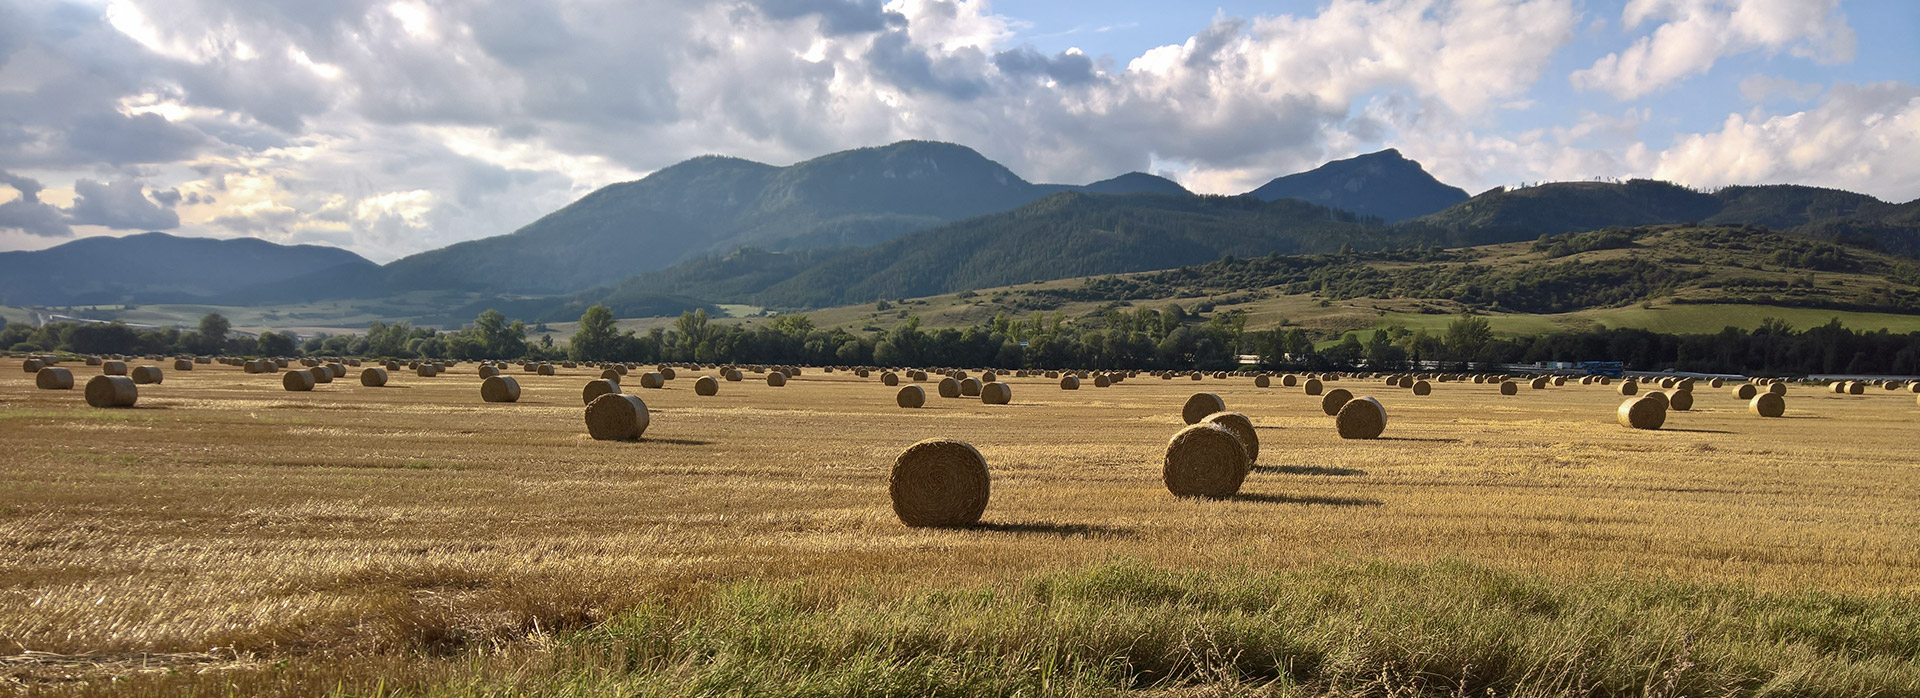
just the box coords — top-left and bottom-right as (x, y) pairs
(1402, 180), (1920, 254)
(576, 191), (1397, 310)
(291, 141), (1202, 300)
(1249, 149), (1469, 223)
(0, 232), (373, 306)
(1075, 172), (1192, 197)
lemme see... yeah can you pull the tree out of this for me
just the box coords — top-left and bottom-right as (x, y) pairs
(257, 331), (297, 357)
(198, 313), (230, 346)
(570, 305), (619, 361)
(1444, 315), (1494, 361)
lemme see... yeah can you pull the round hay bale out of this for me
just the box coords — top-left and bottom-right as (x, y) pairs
(980, 381), (1011, 405)
(102, 361), (128, 376)
(1658, 378), (1677, 389)
(538, 364), (555, 376)
(1910, 382), (1920, 394)
(1093, 373), (1111, 388)
(1201, 411), (1258, 464)
(896, 384), (926, 408)
(35, 367), (74, 390)
(360, 368), (389, 387)
(767, 372), (788, 388)
(639, 372), (665, 389)
(173, 358), (193, 371)
(309, 366), (333, 384)
(1162, 423), (1248, 498)
(1666, 389), (1694, 411)
(1303, 378), (1323, 396)
(85, 356), (102, 366)
(1709, 377), (1725, 389)
(694, 376), (719, 396)
(1732, 384), (1757, 400)
(1642, 390), (1670, 410)
(1182, 393), (1226, 425)
(1190, 372), (1203, 381)
(599, 368), (621, 383)
(583, 378), (622, 405)
(1320, 388), (1354, 416)
(584, 393), (649, 440)
(84, 375), (138, 407)
(959, 378), (983, 397)
(416, 364), (438, 378)
(1767, 382), (1787, 396)
(1552, 376), (1567, 386)
(479, 365), (501, 379)
(1846, 381), (1865, 395)
(1411, 380), (1432, 396)
(130, 366), (163, 384)
(480, 376), (521, 403)
(1281, 374), (1299, 387)
(1617, 396), (1666, 430)
(1335, 396), (1386, 439)
(283, 370), (316, 392)
(1618, 380), (1638, 396)
(725, 369), (743, 382)
(937, 377), (960, 398)
(659, 367), (677, 381)
(1499, 380), (1518, 395)
(1750, 393), (1786, 418)
(1254, 375), (1271, 388)
(882, 372), (899, 386)
(889, 439), (990, 527)
(326, 363), (346, 378)
(1529, 376), (1549, 390)
(1059, 375), (1080, 390)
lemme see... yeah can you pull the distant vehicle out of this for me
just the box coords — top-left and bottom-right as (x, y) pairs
(1580, 361), (1625, 378)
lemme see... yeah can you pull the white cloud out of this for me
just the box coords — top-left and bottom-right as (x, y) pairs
(1738, 74), (1823, 104)
(1654, 83), (1920, 200)
(1573, 0), (1856, 99)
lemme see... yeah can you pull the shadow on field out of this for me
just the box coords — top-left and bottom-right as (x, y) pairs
(1373, 436), (1460, 443)
(1233, 492), (1383, 507)
(1258, 464), (1367, 477)
(971, 521), (1137, 538)
(643, 437), (715, 446)
(1662, 428), (1736, 434)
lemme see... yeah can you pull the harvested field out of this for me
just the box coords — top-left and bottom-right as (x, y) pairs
(2, 364), (1919, 694)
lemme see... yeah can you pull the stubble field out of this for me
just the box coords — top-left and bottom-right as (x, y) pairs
(3, 362), (1919, 695)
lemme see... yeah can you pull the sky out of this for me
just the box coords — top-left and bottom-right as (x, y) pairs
(0, 0), (1915, 263)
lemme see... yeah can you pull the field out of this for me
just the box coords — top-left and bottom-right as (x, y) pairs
(4, 362), (1920, 695)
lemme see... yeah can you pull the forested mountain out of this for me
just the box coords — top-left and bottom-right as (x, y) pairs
(1248, 149), (1468, 223)
(575, 192), (1399, 310)
(0, 232), (372, 306)
(1403, 180), (1920, 253)
(281, 141), (1203, 299)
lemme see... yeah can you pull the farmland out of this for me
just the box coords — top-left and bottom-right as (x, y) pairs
(3, 362), (1919, 694)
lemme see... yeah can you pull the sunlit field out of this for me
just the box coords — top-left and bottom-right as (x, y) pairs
(4, 362), (1919, 695)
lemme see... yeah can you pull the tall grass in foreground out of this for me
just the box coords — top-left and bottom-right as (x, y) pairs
(55, 558), (1920, 696)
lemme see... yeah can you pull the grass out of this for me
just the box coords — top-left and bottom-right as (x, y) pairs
(1575, 303), (1920, 335)
(4, 362), (1920, 693)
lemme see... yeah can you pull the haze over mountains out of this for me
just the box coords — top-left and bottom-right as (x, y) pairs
(5, 140), (1918, 318)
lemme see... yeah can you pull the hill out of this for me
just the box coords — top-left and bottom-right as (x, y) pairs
(1404, 180), (1920, 253)
(570, 191), (1403, 311)
(0, 232), (372, 306)
(1249, 149), (1468, 223)
(289, 141), (1204, 299)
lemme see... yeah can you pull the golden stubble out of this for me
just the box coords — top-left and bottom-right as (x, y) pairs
(1, 365), (1918, 661)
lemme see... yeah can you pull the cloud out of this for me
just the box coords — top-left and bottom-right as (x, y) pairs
(1653, 83), (1920, 200)
(1739, 74), (1823, 104)
(1573, 0), (1856, 99)
(66, 178), (181, 230)
(0, 170), (72, 238)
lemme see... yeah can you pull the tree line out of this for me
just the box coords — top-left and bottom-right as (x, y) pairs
(8, 306), (1918, 376)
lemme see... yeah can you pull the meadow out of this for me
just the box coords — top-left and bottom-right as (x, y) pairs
(3, 361), (1919, 695)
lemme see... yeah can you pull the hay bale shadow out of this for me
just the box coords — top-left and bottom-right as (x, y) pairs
(1233, 492), (1382, 507)
(643, 437), (714, 446)
(1373, 436), (1461, 443)
(1661, 428), (1736, 434)
(1258, 464), (1367, 477)
(968, 521), (1137, 538)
